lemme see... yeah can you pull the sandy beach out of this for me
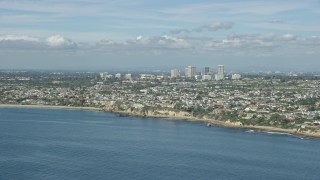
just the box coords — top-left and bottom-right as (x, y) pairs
(1, 104), (319, 138)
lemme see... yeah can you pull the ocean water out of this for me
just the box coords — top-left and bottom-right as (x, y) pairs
(0, 108), (320, 180)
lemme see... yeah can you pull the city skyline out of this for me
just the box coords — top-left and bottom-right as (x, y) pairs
(1, 0), (320, 70)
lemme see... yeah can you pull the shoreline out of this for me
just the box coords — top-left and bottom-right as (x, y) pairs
(0, 104), (102, 111)
(1, 104), (319, 138)
(115, 111), (320, 138)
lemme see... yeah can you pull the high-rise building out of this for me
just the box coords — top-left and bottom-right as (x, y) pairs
(217, 65), (224, 75)
(186, 66), (196, 78)
(215, 65), (225, 81)
(202, 67), (210, 75)
(99, 72), (108, 80)
(171, 69), (180, 78)
(125, 73), (132, 80)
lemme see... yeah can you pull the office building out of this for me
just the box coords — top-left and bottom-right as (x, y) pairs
(215, 65), (225, 81)
(185, 66), (196, 78)
(202, 67), (210, 75)
(171, 69), (180, 78)
(125, 73), (132, 80)
(99, 72), (108, 80)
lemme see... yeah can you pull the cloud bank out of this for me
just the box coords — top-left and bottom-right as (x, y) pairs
(1, 32), (319, 56)
(0, 34), (77, 49)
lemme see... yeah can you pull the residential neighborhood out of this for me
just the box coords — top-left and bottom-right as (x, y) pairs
(1, 70), (320, 133)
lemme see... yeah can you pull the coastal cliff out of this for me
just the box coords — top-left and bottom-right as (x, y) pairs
(102, 100), (320, 138)
(103, 100), (192, 119)
(2, 103), (319, 138)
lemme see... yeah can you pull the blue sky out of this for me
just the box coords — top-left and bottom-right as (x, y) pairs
(1, 0), (320, 71)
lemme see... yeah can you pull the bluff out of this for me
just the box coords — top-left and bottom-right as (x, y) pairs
(102, 100), (191, 118)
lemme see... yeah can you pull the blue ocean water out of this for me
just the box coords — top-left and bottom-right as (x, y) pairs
(0, 108), (320, 180)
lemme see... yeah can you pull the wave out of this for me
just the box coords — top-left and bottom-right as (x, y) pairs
(245, 130), (255, 133)
(265, 131), (292, 136)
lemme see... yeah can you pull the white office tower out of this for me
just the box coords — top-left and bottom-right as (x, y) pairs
(186, 66), (196, 78)
(202, 67), (210, 75)
(215, 65), (225, 81)
(99, 72), (108, 80)
(171, 69), (180, 78)
(231, 74), (241, 80)
(125, 73), (132, 80)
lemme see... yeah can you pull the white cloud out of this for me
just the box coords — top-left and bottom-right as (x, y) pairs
(226, 33), (299, 43)
(136, 36), (143, 41)
(134, 35), (150, 45)
(125, 35), (191, 49)
(0, 35), (40, 42)
(46, 35), (76, 48)
(160, 35), (191, 48)
(202, 33), (299, 51)
(282, 34), (297, 41)
(0, 34), (77, 50)
(1, 32), (319, 57)
(0, 34), (43, 49)
(94, 35), (192, 54)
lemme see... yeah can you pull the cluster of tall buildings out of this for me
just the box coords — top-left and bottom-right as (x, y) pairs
(99, 72), (132, 80)
(100, 65), (240, 81)
(171, 65), (240, 80)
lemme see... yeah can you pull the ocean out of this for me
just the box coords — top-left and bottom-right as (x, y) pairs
(0, 108), (320, 180)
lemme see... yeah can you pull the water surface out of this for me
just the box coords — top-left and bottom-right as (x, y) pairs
(0, 108), (319, 180)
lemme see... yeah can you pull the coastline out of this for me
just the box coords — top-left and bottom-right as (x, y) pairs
(1, 104), (319, 138)
(0, 104), (102, 111)
(106, 109), (320, 138)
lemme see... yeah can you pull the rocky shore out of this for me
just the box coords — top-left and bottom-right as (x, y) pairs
(103, 105), (320, 138)
(1, 104), (320, 138)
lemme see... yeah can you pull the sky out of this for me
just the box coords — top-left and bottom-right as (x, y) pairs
(1, 0), (320, 71)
